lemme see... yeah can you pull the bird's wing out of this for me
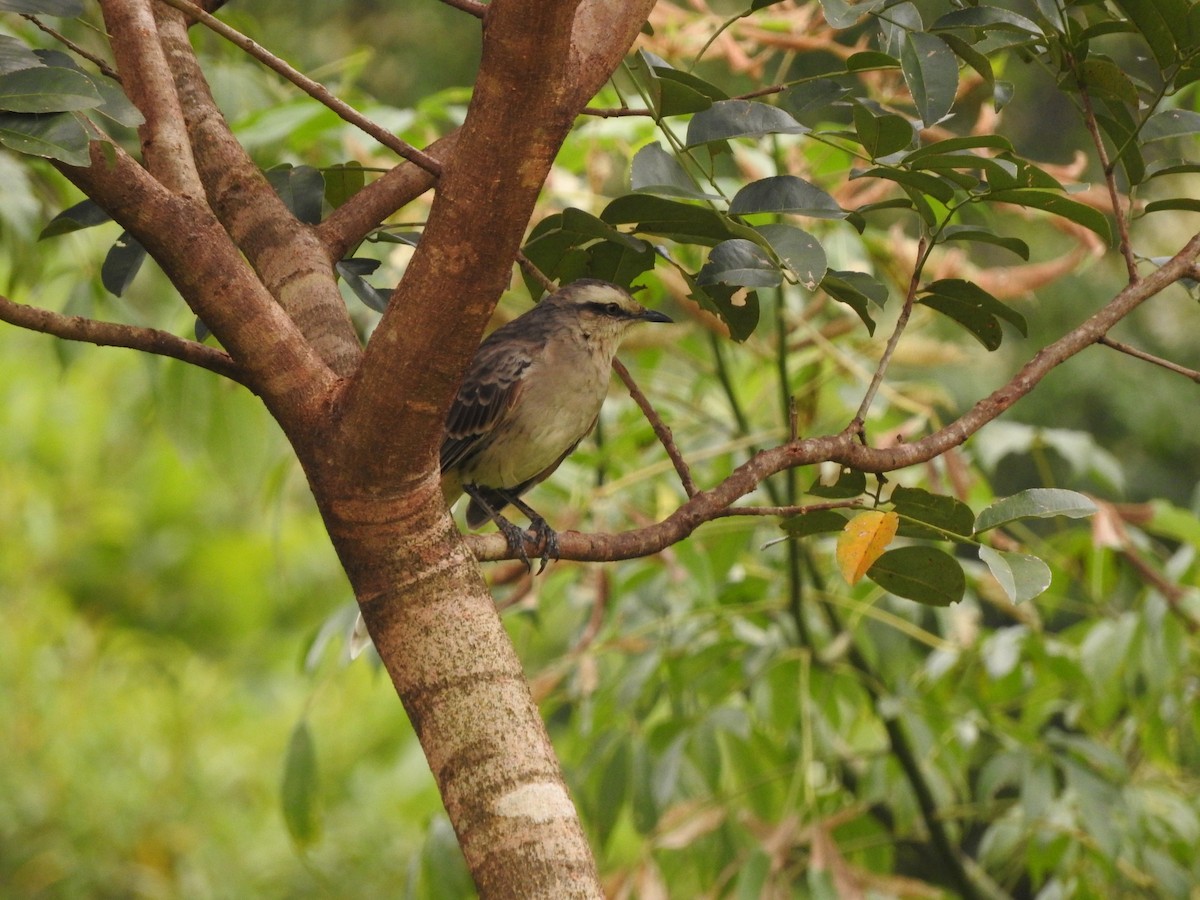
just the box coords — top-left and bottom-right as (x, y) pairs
(440, 335), (536, 472)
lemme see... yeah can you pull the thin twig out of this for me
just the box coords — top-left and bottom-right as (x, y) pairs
(1075, 69), (1138, 282)
(152, 0), (443, 175)
(437, 0), (487, 18)
(713, 499), (862, 518)
(0, 293), (246, 384)
(1098, 335), (1200, 382)
(23, 15), (121, 80)
(851, 237), (925, 429)
(612, 358), (697, 497)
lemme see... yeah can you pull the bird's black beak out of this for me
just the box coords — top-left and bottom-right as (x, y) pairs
(639, 308), (673, 324)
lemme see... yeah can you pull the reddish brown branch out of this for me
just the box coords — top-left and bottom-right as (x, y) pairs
(464, 232), (1200, 564)
(153, 0), (442, 175)
(438, 0), (487, 17)
(0, 293), (246, 384)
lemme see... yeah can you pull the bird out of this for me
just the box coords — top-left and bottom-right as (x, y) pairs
(439, 278), (672, 569)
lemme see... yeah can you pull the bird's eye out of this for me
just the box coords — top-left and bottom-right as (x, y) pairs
(605, 302), (622, 316)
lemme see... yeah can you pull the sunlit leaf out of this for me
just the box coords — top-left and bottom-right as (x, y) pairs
(836, 510), (899, 585)
(978, 546), (1053, 604)
(974, 488), (1098, 533)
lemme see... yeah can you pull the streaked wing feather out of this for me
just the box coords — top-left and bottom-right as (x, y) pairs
(440, 337), (535, 472)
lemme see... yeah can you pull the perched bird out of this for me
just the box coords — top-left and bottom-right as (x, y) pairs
(440, 278), (672, 568)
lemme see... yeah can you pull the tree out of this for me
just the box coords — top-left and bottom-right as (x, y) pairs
(2, 0), (1199, 897)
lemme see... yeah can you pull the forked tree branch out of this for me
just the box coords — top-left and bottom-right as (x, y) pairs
(0, 293), (245, 384)
(464, 232), (1200, 563)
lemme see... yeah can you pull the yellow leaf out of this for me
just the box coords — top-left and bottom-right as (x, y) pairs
(836, 510), (899, 585)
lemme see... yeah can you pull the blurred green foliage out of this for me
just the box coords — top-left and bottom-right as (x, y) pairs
(3, 1), (1200, 898)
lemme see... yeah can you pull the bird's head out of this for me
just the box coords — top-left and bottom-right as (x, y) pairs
(544, 279), (672, 345)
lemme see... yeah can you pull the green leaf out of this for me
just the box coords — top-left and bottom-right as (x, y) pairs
(601, 194), (760, 246)
(655, 68), (726, 116)
(779, 79), (849, 120)
(687, 281), (760, 341)
(974, 488), (1098, 533)
(890, 486), (974, 538)
(753, 223), (827, 290)
(818, 0), (885, 29)
(851, 103), (915, 159)
(336, 259), (392, 312)
(699, 239), (781, 289)
(729, 175), (844, 219)
(323, 162), (366, 209)
(685, 99), (807, 147)
(781, 508), (850, 536)
(983, 188), (1112, 243)
(820, 269), (887, 334)
(101, 232), (147, 297)
(585, 239), (657, 288)
(901, 32), (959, 126)
(281, 719), (321, 846)
(1075, 57), (1140, 108)
(918, 278), (1027, 350)
(940, 225), (1029, 259)
(855, 166), (958, 204)
(931, 7), (1044, 38)
(0, 110), (90, 165)
(0, 0), (84, 14)
(631, 141), (714, 199)
(1109, 0), (1188, 68)
(0, 36), (45, 77)
(1142, 108), (1200, 142)
(1143, 198), (1200, 215)
(846, 51), (902, 72)
(596, 741), (630, 849)
(90, 76), (143, 129)
(0, 66), (101, 113)
(39, 198), (111, 238)
(808, 467), (866, 499)
(266, 165), (325, 225)
(867, 546), (966, 606)
(978, 546), (1053, 604)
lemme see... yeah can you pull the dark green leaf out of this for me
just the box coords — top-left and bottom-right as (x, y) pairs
(808, 467), (866, 499)
(687, 281), (760, 341)
(779, 79), (850, 120)
(585, 239), (657, 288)
(851, 103), (915, 159)
(281, 719), (321, 846)
(699, 239), (781, 289)
(90, 76), (143, 129)
(984, 189), (1113, 243)
(904, 134), (1015, 162)
(781, 508), (851, 536)
(1075, 57), (1140, 108)
(846, 51), (902, 72)
(0, 35), (44, 76)
(266, 165), (325, 225)
(1109, 0), (1186, 68)
(931, 7), (1044, 38)
(901, 32), (959, 126)
(818, 0), (886, 29)
(602, 194), (760, 246)
(937, 33), (994, 92)
(655, 68), (725, 116)
(336, 259), (392, 312)
(890, 486), (974, 538)
(754, 223), (826, 290)
(729, 175), (844, 219)
(685, 99), (807, 147)
(0, 66), (100, 113)
(1142, 108), (1200, 142)
(940, 226), (1029, 259)
(854, 167), (958, 204)
(39, 198), (111, 239)
(1143, 198), (1200, 214)
(918, 278), (1026, 350)
(820, 269), (887, 333)
(974, 488), (1098, 533)
(0, 111), (90, 165)
(868, 546), (966, 606)
(0, 0), (83, 14)
(596, 741), (630, 848)
(631, 141), (714, 199)
(101, 232), (146, 297)
(978, 546), (1053, 603)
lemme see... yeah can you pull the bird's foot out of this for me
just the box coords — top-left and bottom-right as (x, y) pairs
(526, 516), (560, 575)
(493, 514), (536, 572)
